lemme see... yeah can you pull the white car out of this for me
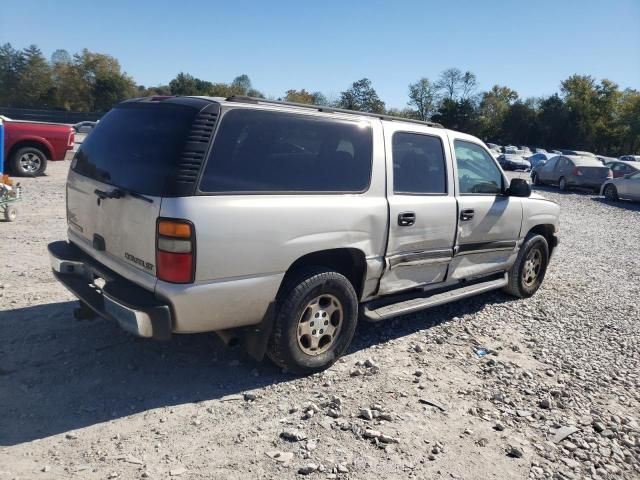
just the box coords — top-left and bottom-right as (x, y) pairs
(601, 171), (640, 202)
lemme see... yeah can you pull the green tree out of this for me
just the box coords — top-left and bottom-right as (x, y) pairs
(407, 78), (437, 121)
(16, 45), (54, 107)
(432, 98), (479, 133)
(478, 85), (519, 141)
(339, 78), (385, 113)
(0, 43), (25, 106)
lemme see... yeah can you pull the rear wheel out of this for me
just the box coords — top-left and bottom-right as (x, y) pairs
(503, 234), (549, 298)
(267, 267), (358, 374)
(604, 184), (619, 201)
(558, 176), (568, 191)
(10, 147), (48, 177)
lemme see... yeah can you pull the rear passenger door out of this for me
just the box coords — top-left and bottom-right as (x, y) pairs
(557, 156), (571, 182)
(378, 124), (457, 295)
(448, 138), (522, 280)
(538, 156), (559, 183)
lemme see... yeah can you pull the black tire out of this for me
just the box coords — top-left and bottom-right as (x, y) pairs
(503, 234), (549, 299)
(603, 184), (619, 201)
(10, 147), (48, 177)
(267, 267), (358, 374)
(558, 176), (568, 191)
(3, 206), (17, 222)
(531, 173), (540, 186)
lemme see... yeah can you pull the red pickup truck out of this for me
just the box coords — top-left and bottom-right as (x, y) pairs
(2, 118), (75, 176)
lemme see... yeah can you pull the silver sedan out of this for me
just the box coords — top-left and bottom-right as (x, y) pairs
(601, 171), (640, 201)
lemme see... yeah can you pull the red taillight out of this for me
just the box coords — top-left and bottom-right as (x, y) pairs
(156, 219), (195, 284)
(157, 251), (193, 283)
(573, 167), (583, 176)
(68, 131), (75, 147)
(607, 170), (613, 178)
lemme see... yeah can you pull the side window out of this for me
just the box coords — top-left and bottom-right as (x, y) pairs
(454, 140), (503, 195)
(543, 157), (558, 171)
(199, 109), (373, 193)
(558, 157), (567, 170)
(392, 132), (447, 194)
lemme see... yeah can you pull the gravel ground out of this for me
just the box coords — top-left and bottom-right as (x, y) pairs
(0, 162), (638, 480)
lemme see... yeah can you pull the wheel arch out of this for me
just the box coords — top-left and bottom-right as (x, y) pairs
(278, 248), (367, 300)
(8, 139), (53, 161)
(527, 224), (557, 256)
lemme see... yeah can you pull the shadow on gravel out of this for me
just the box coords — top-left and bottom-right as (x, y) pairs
(592, 197), (640, 212)
(0, 301), (286, 446)
(0, 290), (515, 446)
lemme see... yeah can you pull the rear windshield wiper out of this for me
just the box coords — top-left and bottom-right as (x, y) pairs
(94, 187), (154, 203)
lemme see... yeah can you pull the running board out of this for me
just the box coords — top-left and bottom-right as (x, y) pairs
(363, 274), (508, 321)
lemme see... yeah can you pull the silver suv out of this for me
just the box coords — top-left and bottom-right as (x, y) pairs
(48, 96), (560, 373)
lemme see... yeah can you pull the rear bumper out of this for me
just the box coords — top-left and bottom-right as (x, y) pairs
(48, 241), (172, 340)
(570, 179), (606, 189)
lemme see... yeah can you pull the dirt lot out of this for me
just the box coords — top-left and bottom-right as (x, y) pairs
(1, 161), (638, 480)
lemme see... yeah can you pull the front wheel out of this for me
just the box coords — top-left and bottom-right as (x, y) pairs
(531, 173), (540, 185)
(604, 184), (619, 201)
(267, 267), (358, 374)
(3, 206), (17, 222)
(503, 234), (549, 298)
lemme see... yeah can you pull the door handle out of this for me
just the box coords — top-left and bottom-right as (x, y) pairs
(460, 209), (475, 221)
(398, 212), (416, 226)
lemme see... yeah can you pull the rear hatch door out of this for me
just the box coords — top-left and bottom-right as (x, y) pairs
(66, 98), (219, 289)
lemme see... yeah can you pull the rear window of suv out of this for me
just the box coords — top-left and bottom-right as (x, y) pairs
(72, 102), (198, 196)
(198, 108), (373, 193)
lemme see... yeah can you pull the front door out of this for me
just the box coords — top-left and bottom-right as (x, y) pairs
(378, 125), (457, 295)
(448, 138), (523, 280)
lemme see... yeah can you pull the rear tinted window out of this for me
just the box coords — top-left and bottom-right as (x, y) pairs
(199, 109), (373, 193)
(72, 103), (198, 196)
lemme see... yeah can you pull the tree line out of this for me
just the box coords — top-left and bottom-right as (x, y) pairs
(1, 43), (638, 155)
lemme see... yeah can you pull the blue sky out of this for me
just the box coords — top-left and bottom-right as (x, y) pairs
(1, 0), (639, 108)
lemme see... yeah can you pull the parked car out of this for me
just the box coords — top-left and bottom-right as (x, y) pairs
(601, 171), (640, 201)
(486, 142), (501, 151)
(503, 145), (522, 155)
(498, 153), (531, 171)
(528, 152), (555, 168)
(604, 160), (639, 178)
(2, 119), (75, 176)
(531, 155), (612, 191)
(48, 95), (559, 374)
(560, 149), (597, 159)
(599, 158), (613, 167)
(518, 146), (532, 158)
(534, 148), (548, 154)
(73, 121), (98, 134)
(619, 155), (640, 162)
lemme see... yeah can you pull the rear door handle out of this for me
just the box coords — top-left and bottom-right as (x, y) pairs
(398, 212), (416, 227)
(460, 209), (475, 221)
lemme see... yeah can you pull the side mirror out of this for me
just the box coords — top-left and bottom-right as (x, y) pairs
(508, 178), (531, 197)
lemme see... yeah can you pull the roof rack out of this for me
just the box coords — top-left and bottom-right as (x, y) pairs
(225, 96), (444, 129)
